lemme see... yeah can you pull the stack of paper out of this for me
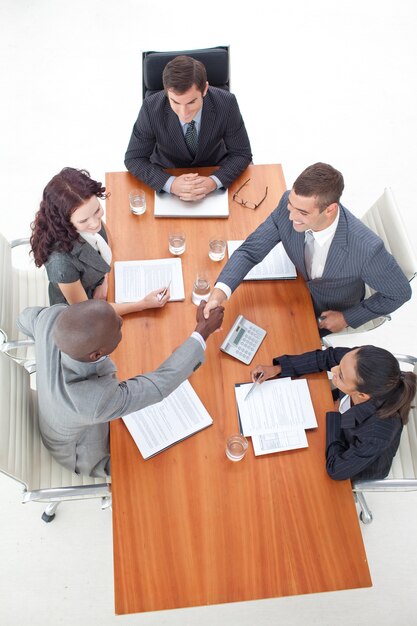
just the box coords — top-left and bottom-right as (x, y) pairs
(114, 257), (185, 303)
(227, 240), (297, 280)
(154, 189), (229, 218)
(122, 380), (213, 459)
(234, 378), (317, 456)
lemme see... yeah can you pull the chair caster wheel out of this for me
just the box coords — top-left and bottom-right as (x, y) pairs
(41, 512), (56, 523)
(359, 510), (373, 524)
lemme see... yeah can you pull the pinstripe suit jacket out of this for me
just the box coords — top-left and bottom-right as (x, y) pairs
(124, 87), (252, 191)
(274, 347), (403, 480)
(217, 190), (411, 328)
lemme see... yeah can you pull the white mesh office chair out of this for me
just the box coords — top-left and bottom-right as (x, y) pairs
(353, 355), (417, 524)
(0, 345), (110, 523)
(323, 188), (417, 346)
(0, 231), (49, 362)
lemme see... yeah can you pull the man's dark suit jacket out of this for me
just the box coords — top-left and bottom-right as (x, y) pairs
(216, 190), (411, 328)
(124, 87), (252, 191)
(274, 347), (403, 480)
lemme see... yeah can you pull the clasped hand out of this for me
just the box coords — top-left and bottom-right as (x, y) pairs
(171, 173), (217, 202)
(195, 300), (224, 340)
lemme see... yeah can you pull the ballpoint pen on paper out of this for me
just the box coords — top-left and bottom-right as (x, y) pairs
(244, 371), (264, 401)
(157, 280), (171, 301)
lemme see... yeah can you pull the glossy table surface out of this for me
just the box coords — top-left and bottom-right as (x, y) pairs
(105, 165), (371, 615)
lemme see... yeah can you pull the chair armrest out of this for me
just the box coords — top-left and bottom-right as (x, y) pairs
(0, 338), (37, 372)
(353, 479), (417, 491)
(11, 237), (30, 248)
(394, 354), (417, 366)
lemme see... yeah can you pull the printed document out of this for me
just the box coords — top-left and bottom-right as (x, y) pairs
(114, 257), (185, 303)
(227, 241), (297, 280)
(123, 381), (213, 459)
(154, 189), (229, 218)
(235, 378), (317, 456)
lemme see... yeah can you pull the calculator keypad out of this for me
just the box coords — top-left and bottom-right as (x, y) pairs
(220, 316), (266, 364)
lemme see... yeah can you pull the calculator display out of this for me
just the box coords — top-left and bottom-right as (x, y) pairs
(233, 327), (245, 345)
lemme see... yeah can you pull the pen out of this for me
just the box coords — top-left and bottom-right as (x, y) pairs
(244, 371), (264, 401)
(157, 280), (171, 302)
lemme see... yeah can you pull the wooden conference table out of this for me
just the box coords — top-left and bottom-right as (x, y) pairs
(106, 165), (371, 615)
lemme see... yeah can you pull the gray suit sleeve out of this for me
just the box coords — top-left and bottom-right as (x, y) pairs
(124, 102), (171, 191)
(216, 206), (283, 293)
(16, 306), (45, 338)
(342, 240), (411, 328)
(92, 336), (205, 421)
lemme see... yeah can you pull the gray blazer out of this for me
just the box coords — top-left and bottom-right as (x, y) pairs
(17, 305), (205, 477)
(124, 87), (252, 191)
(45, 223), (110, 305)
(217, 190), (411, 328)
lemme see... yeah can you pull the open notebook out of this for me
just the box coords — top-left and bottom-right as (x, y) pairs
(122, 381), (213, 459)
(114, 257), (185, 303)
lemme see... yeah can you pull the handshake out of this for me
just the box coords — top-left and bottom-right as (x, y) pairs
(194, 301), (224, 341)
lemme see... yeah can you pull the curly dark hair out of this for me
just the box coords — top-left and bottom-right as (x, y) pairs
(30, 167), (108, 267)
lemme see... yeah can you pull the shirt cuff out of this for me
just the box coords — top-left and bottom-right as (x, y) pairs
(210, 175), (222, 189)
(191, 332), (206, 351)
(162, 176), (176, 194)
(214, 282), (231, 299)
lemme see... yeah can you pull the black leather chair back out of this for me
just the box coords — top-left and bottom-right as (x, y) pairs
(142, 46), (230, 98)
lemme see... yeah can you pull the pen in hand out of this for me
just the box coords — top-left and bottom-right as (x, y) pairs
(245, 371), (264, 401)
(253, 371), (264, 384)
(157, 280), (171, 302)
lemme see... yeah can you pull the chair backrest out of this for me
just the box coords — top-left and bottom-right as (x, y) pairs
(361, 188), (417, 281)
(0, 231), (13, 338)
(142, 45), (230, 99)
(0, 231), (49, 343)
(0, 350), (101, 492)
(388, 360), (417, 479)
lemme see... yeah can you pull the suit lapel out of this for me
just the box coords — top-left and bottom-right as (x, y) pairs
(72, 239), (111, 272)
(292, 231), (309, 280)
(322, 207), (349, 278)
(196, 91), (215, 163)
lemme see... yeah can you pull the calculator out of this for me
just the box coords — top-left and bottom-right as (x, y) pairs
(220, 315), (267, 365)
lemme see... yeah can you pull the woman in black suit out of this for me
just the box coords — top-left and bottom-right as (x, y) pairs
(252, 345), (416, 481)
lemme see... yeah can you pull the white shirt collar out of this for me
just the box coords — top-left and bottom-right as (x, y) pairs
(306, 208), (340, 246)
(179, 107), (203, 133)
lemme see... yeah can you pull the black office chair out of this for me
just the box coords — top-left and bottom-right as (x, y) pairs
(142, 46), (230, 99)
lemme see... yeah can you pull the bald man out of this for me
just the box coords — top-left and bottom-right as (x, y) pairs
(17, 300), (224, 477)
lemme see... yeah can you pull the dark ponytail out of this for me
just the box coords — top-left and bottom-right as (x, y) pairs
(355, 345), (416, 425)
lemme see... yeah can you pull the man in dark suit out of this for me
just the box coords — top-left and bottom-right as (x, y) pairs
(203, 163), (411, 334)
(125, 55), (252, 202)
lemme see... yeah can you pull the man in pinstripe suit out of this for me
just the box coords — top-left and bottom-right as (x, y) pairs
(204, 163), (411, 334)
(125, 55), (252, 202)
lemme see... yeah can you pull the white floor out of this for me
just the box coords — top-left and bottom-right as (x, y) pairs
(1, 1), (417, 624)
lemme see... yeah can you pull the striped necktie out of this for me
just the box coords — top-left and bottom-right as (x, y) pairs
(184, 120), (198, 156)
(304, 230), (315, 279)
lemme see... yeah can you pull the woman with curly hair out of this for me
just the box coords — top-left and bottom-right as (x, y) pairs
(30, 167), (169, 315)
(251, 345), (416, 481)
